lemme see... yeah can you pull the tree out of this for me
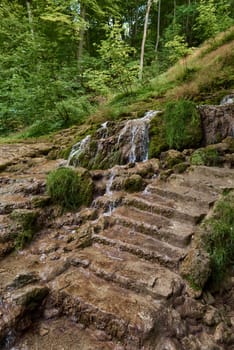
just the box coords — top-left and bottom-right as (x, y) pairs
(139, 0), (153, 80)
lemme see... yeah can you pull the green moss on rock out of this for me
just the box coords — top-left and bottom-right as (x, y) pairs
(124, 174), (143, 193)
(10, 209), (39, 250)
(190, 148), (220, 166)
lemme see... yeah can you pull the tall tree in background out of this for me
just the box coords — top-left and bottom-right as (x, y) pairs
(139, 0), (153, 80)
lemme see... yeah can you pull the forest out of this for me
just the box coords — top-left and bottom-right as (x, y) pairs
(0, 0), (234, 137)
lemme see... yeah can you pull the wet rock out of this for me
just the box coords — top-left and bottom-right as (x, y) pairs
(220, 94), (234, 105)
(123, 174), (144, 193)
(11, 285), (49, 308)
(7, 272), (39, 290)
(180, 245), (211, 290)
(155, 337), (182, 350)
(68, 111), (161, 170)
(39, 326), (49, 336)
(214, 322), (234, 344)
(176, 297), (204, 320)
(198, 104), (234, 145)
(160, 150), (185, 169)
(39, 259), (70, 282)
(203, 306), (221, 326)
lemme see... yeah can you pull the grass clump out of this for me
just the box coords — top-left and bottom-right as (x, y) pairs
(203, 191), (234, 286)
(164, 99), (202, 150)
(46, 167), (93, 210)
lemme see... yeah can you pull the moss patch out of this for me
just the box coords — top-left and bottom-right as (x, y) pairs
(190, 148), (220, 166)
(124, 174), (143, 193)
(10, 209), (38, 250)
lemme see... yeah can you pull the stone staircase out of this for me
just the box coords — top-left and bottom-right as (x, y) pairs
(0, 145), (233, 349)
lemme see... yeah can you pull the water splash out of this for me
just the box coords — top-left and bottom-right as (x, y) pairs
(67, 135), (91, 166)
(105, 169), (116, 195)
(117, 110), (159, 163)
(67, 110), (161, 168)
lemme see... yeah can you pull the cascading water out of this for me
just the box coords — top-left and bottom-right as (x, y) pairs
(67, 110), (161, 168)
(67, 135), (91, 166)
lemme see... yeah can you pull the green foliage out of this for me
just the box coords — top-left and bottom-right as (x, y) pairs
(88, 22), (138, 94)
(190, 148), (220, 166)
(124, 174), (143, 193)
(46, 167), (93, 210)
(194, 0), (233, 43)
(148, 115), (168, 158)
(203, 192), (234, 285)
(165, 34), (192, 65)
(164, 99), (202, 150)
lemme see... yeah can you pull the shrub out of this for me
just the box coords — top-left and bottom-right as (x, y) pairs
(46, 167), (93, 210)
(203, 191), (234, 286)
(164, 99), (202, 150)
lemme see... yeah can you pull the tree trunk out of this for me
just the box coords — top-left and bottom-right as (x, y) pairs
(155, 0), (161, 52)
(139, 0), (152, 80)
(77, 4), (86, 64)
(173, 0), (177, 25)
(26, 0), (34, 39)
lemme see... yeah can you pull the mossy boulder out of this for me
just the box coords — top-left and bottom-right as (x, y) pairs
(180, 244), (211, 291)
(123, 174), (144, 193)
(160, 150), (185, 169)
(148, 114), (168, 159)
(46, 167), (94, 210)
(10, 209), (39, 250)
(190, 147), (220, 166)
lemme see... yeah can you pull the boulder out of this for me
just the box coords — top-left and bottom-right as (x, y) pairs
(198, 104), (234, 145)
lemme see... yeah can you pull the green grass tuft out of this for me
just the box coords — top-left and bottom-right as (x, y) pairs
(46, 167), (93, 210)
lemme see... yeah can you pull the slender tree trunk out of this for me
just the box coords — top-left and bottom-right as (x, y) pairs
(173, 0), (177, 25)
(186, 0), (191, 40)
(77, 4), (86, 64)
(139, 0), (152, 80)
(26, 0), (34, 39)
(155, 0), (161, 52)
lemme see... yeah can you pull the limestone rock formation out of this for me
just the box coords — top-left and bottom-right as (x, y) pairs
(198, 103), (234, 145)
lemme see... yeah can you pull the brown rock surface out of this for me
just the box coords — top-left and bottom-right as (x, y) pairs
(0, 142), (233, 349)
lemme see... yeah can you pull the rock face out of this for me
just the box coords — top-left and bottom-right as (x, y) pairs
(67, 111), (160, 169)
(198, 104), (234, 145)
(0, 140), (234, 349)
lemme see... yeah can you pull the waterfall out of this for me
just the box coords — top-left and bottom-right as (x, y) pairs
(105, 170), (115, 196)
(67, 135), (91, 166)
(67, 110), (161, 168)
(117, 110), (159, 163)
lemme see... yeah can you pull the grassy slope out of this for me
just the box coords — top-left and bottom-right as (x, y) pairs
(1, 27), (233, 152)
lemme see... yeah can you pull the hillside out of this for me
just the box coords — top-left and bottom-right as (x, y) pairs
(0, 20), (233, 350)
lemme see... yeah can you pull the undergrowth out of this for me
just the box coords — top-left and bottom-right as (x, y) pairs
(203, 191), (234, 287)
(46, 167), (93, 210)
(164, 99), (202, 149)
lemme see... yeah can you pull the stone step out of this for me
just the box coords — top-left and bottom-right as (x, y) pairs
(72, 243), (183, 299)
(173, 177), (226, 195)
(0, 194), (32, 214)
(12, 317), (122, 350)
(93, 224), (184, 269)
(50, 267), (163, 347)
(147, 183), (216, 207)
(124, 194), (205, 224)
(190, 165), (234, 180)
(112, 206), (194, 248)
